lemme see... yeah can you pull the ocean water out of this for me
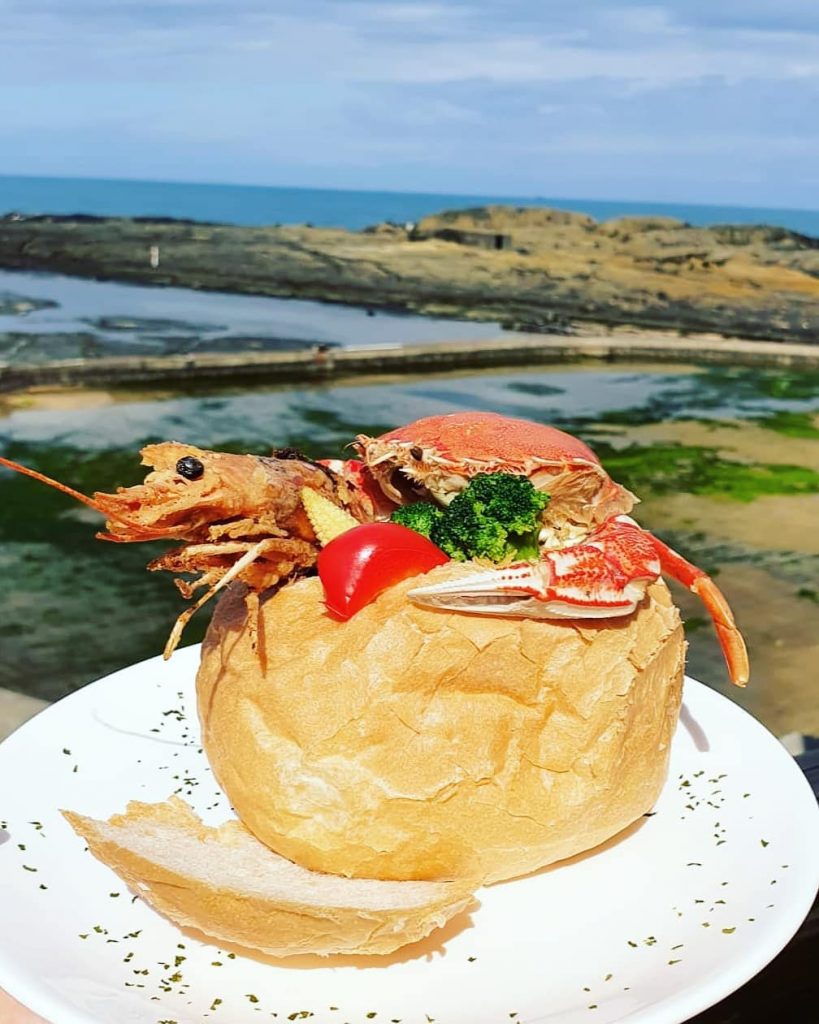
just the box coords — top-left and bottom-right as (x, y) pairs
(1, 174), (818, 236)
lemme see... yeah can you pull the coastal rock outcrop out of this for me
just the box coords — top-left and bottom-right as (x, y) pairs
(0, 207), (817, 343)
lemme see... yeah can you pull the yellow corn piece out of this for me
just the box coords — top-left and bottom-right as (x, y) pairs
(301, 488), (359, 546)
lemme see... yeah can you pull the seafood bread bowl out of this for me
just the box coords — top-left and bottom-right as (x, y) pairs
(0, 411), (748, 957)
(198, 568), (686, 884)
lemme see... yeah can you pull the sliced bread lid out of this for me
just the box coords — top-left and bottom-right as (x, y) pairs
(63, 797), (476, 957)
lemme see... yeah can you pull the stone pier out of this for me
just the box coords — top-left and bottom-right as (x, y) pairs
(2, 333), (818, 394)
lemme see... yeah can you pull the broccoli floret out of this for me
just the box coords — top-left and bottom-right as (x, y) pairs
(390, 474), (549, 563)
(461, 473), (550, 535)
(431, 473), (549, 563)
(390, 502), (444, 539)
(431, 506), (509, 562)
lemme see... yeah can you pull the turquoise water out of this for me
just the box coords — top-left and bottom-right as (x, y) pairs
(2, 175), (818, 236)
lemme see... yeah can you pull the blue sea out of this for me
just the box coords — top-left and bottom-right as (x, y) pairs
(1, 174), (818, 236)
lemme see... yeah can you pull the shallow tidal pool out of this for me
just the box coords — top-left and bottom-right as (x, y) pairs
(1, 362), (818, 736)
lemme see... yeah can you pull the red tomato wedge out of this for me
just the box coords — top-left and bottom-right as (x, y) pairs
(317, 523), (449, 620)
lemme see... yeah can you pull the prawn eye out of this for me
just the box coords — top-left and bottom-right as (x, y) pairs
(176, 456), (204, 480)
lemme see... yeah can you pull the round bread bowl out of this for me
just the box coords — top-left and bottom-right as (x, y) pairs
(197, 565), (685, 884)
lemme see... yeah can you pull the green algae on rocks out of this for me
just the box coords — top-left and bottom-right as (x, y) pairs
(593, 441), (819, 501)
(754, 411), (819, 439)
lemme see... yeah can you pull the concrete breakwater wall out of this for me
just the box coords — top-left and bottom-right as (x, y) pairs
(2, 334), (818, 393)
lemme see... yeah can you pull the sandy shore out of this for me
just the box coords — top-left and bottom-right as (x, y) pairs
(0, 687), (48, 742)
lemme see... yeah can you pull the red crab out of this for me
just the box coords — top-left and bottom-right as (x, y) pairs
(350, 412), (749, 687)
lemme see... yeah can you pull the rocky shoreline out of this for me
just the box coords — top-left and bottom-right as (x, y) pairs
(1, 206), (817, 344)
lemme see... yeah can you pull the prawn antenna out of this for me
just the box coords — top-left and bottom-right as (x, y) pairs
(0, 454), (162, 538)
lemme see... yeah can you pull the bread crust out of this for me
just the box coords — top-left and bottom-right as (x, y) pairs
(63, 798), (474, 957)
(197, 566), (685, 884)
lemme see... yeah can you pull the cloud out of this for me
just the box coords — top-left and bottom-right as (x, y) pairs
(4, 1), (818, 89)
(0, 0), (817, 207)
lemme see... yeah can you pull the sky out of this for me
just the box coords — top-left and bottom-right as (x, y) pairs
(1, 0), (818, 207)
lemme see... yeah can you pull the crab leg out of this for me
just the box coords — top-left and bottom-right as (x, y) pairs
(647, 532), (749, 688)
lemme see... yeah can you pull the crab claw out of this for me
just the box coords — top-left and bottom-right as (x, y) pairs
(409, 515), (750, 689)
(408, 559), (647, 620)
(409, 563), (548, 618)
(409, 516), (662, 620)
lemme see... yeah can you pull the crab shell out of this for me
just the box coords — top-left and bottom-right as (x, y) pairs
(355, 412), (636, 531)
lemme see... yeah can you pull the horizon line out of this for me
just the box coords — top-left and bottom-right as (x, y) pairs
(1, 171), (817, 218)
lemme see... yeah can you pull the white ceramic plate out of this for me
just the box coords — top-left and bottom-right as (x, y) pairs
(1, 649), (817, 1024)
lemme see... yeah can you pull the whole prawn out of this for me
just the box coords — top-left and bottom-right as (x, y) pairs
(0, 443), (375, 657)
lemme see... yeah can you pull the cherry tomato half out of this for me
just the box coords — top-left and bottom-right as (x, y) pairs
(317, 522), (449, 620)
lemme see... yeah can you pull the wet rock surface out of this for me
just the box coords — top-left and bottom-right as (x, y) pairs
(1, 207), (817, 343)
(0, 290), (57, 316)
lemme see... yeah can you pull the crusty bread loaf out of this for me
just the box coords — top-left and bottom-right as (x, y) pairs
(63, 797), (475, 957)
(198, 566), (685, 884)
